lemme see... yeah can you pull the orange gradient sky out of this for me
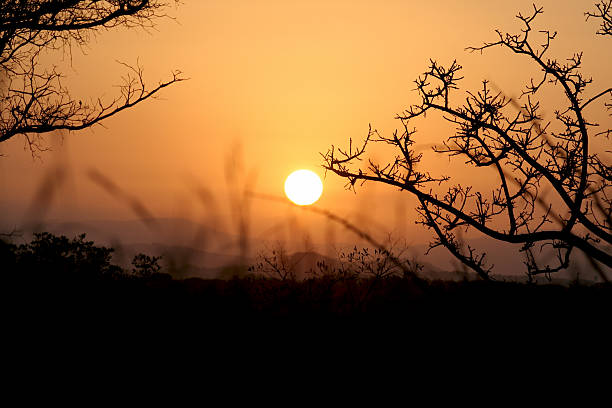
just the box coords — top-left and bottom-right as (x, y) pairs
(0, 0), (610, 248)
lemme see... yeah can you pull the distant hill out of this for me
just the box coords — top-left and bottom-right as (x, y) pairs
(44, 218), (233, 247)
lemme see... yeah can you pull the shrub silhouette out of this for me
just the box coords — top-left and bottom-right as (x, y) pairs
(131, 253), (163, 278)
(6, 232), (121, 278)
(2, 232), (170, 283)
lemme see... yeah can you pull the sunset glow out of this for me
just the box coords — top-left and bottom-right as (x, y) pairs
(0, 0), (609, 277)
(1, 0), (611, 328)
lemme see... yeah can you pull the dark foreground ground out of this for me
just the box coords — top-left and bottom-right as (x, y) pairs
(5, 234), (608, 383)
(5, 272), (612, 366)
(4, 267), (611, 324)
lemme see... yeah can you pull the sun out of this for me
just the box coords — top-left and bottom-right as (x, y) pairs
(284, 169), (323, 205)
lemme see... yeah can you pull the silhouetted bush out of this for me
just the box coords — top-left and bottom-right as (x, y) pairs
(131, 253), (163, 278)
(17, 232), (121, 278)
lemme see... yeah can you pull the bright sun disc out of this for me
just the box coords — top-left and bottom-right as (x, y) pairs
(284, 169), (323, 205)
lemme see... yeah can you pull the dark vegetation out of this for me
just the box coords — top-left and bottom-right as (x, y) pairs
(2, 232), (611, 326)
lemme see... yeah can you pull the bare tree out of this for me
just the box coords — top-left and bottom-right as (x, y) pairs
(323, 4), (611, 280)
(0, 1), (185, 154)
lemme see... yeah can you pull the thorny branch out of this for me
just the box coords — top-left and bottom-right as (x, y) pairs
(323, 4), (611, 280)
(0, 1), (184, 155)
(586, 0), (612, 36)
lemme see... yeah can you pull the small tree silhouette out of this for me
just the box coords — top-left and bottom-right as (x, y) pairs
(0, 1), (184, 154)
(323, 4), (611, 280)
(131, 253), (162, 278)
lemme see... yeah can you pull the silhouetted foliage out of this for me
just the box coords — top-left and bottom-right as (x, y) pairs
(1, 231), (169, 281)
(323, 4), (611, 280)
(131, 252), (162, 277)
(251, 245), (297, 281)
(8, 232), (120, 276)
(0, 0), (184, 154)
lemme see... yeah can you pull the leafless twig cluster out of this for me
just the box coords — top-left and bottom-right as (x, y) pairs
(0, 1), (184, 155)
(586, 0), (612, 36)
(323, 4), (611, 280)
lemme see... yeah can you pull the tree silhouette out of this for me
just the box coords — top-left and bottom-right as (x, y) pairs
(7, 232), (122, 277)
(0, 0), (184, 154)
(323, 4), (611, 280)
(131, 252), (162, 278)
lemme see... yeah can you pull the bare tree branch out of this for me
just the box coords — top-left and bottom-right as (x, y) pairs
(0, 1), (184, 153)
(323, 4), (611, 280)
(586, 0), (612, 36)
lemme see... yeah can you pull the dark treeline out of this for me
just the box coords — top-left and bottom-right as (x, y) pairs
(2, 232), (611, 330)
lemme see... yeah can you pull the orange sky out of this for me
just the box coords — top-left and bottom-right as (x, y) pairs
(0, 0), (610, 249)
